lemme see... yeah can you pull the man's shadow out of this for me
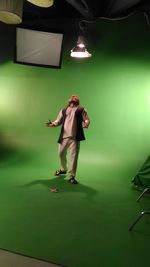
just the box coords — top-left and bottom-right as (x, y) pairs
(21, 175), (97, 202)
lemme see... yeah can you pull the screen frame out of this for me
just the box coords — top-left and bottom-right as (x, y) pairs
(14, 25), (64, 69)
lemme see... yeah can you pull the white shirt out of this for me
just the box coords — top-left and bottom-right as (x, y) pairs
(53, 105), (90, 139)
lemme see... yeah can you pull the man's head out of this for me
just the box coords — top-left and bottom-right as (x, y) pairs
(68, 95), (80, 106)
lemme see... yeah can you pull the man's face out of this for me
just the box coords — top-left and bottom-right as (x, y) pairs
(68, 96), (79, 106)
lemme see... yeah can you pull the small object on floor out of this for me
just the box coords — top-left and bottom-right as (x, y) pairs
(50, 188), (59, 193)
(55, 169), (67, 176)
(69, 177), (78, 184)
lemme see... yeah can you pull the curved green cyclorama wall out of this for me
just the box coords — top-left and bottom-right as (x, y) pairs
(0, 15), (150, 186)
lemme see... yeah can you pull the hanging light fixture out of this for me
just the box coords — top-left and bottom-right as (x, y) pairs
(0, 0), (23, 24)
(27, 0), (54, 8)
(70, 35), (92, 58)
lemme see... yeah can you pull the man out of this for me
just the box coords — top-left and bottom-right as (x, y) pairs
(46, 95), (90, 184)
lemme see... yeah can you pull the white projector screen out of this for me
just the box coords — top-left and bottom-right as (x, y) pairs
(15, 27), (63, 68)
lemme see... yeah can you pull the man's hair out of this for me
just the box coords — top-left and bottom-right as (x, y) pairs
(68, 95), (80, 106)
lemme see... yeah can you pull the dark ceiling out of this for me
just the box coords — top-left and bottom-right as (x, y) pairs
(23, 0), (150, 22)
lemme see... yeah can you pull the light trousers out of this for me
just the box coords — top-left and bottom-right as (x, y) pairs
(58, 138), (80, 177)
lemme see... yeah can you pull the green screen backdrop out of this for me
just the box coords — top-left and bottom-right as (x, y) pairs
(0, 14), (150, 267)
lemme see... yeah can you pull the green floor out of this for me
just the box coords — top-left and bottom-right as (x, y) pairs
(0, 134), (150, 267)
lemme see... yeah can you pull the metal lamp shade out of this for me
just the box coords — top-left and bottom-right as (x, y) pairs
(71, 36), (92, 58)
(71, 46), (92, 58)
(0, 0), (23, 24)
(27, 0), (54, 8)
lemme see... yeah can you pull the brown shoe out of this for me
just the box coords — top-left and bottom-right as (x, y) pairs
(55, 169), (67, 176)
(69, 177), (78, 184)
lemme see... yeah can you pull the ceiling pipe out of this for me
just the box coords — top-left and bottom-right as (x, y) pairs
(65, 0), (93, 20)
(105, 0), (140, 16)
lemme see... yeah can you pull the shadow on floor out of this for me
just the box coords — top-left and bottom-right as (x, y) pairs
(21, 175), (98, 202)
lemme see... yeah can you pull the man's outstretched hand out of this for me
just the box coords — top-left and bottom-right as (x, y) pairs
(46, 120), (53, 127)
